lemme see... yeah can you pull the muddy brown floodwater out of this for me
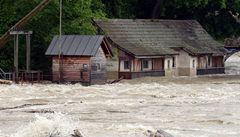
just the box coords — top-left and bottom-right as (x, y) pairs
(0, 53), (239, 137)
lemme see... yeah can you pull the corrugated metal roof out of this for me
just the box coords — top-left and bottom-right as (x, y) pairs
(94, 19), (227, 56)
(45, 35), (104, 56)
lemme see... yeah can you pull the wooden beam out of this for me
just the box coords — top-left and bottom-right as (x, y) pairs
(0, 0), (51, 48)
(14, 35), (19, 83)
(102, 39), (113, 57)
(26, 34), (31, 72)
(118, 58), (120, 79)
(10, 31), (33, 35)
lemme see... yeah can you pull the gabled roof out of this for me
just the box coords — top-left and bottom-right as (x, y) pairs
(93, 19), (227, 56)
(45, 35), (111, 56)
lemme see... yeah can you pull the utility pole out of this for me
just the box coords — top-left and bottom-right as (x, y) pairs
(58, 0), (63, 83)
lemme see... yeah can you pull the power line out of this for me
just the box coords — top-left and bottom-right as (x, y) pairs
(58, 0), (63, 83)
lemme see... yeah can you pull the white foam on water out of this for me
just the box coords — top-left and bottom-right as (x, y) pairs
(11, 113), (78, 137)
(1, 58), (240, 137)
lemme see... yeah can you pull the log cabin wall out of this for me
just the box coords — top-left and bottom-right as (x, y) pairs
(177, 50), (197, 76)
(90, 47), (107, 84)
(52, 56), (91, 82)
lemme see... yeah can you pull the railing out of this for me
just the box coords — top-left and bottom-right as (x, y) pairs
(0, 68), (6, 79)
(17, 70), (43, 83)
(197, 67), (225, 75)
(0, 68), (13, 80)
(119, 70), (165, 79)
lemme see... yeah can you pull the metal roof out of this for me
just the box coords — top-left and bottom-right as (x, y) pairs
(94, 19), (228, 56)
(45, 35), (104, 56)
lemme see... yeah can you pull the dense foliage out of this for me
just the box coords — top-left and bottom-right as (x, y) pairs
(0, 0), (239, 71)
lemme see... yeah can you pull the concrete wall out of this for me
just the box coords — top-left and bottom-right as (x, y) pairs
(164, 57), (174, 77)
(176, 50), (197, 76)
(106, 47), (118, 80)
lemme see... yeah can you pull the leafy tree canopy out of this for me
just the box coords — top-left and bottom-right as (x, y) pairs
(0, 0), (239, 71)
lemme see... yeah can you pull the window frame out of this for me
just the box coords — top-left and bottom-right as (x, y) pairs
(208, 55), (211, 66)
(172, 57), (175, 68)
(124, 60), (130, 70)
(167, 60), (170, 69)
(142, 60), (149, 69)
(192, 59), (195, 68)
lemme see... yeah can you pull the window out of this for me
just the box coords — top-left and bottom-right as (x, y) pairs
(92, 63), (101, 71)
(167, 60), (170, 69)
(192, 59), (195, 68)
(172, 57), (175, 68)
(208, 55), (211, 66)
(124, 61), (130, 69)
(143, 60), (149, 69)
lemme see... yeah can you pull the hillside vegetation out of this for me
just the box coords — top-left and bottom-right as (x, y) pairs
(0, 0), (239, 71)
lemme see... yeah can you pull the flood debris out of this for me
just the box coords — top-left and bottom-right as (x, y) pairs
(0, 79), (12, 84)
(0, 103), (46, 111)
(71, 129), (84, 137)
(23, 109), (55, 114)
(107, 76), (124, 84)
(145, 129), (174, 137)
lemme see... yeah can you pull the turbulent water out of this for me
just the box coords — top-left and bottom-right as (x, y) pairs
(0, 54), (239, 137)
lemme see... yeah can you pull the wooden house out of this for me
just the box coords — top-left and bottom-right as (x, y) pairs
(225, 37), (240, 50)
(45, 35), (113, 84)
(93, 19), (228, 79)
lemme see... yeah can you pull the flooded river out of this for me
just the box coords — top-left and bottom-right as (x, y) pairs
(0, 54), (240, 137)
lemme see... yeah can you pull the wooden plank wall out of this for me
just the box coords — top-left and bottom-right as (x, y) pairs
(212, 56), (224, 67)
(52, 56), (90, 82)
(153, 58), (164, 70)
(198, 56), (207, 69)
(133, 59), (141, 72)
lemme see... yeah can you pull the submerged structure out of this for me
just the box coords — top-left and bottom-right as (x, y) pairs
(94, 19), (228, 79)
(45, 35), (113, 84)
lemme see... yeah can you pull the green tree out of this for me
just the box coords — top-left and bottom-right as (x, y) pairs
(0, 0), (106, 71)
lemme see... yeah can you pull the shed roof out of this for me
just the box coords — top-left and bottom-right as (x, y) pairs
(45, 35), (105, 56)
(93, 19), (227, 56)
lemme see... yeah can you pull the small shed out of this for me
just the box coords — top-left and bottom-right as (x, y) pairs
(45, 35), (113, 84)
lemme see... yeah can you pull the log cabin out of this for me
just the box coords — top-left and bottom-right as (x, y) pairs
(93, 19), (228, 79)
(45, 35), (113, 84)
